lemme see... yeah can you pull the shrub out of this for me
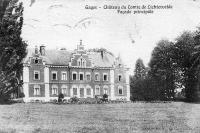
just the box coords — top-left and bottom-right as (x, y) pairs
(70, 96), (79, 104)
(102, 94), (108, 102)
(95, 95), (103, 104)
(58, 93), (64, 103)
(19, 92), (25, 98)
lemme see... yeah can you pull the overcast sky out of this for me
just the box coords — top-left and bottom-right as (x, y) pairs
(21, 0), (200, 73)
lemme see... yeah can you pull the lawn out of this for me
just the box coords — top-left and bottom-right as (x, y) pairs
(0, 102), (200, 133)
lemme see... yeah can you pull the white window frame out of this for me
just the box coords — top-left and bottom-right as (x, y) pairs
(103, 85), (109, 95)
(61, 85), (67, 95)
(77, 57), (86, 67)
(52, 71), (57, 80)
(73, 87), (78, 96)
(34, 85), (40, 96)
(61, 71), (67, 80)
(72, 72), (77, 80)
(86, 72), (91, 81)
(95, 85), (100, 95)
(79, 72), (84, 81)
(52, 85), (58, 95)
(34, 71), (40, 80)
(103, 73), (108, 81)
(118, 86), (123, 95)
(118, 74), (122, 82)
(95, 73), (100, 81)
(86, 87), (91, 96)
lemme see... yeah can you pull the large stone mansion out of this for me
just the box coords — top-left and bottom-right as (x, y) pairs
(22, 40), (130, 102)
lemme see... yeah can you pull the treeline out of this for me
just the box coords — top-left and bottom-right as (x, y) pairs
(130, 29), (200, 102)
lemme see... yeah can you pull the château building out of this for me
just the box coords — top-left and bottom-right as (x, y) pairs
(22, 40), (130, 102)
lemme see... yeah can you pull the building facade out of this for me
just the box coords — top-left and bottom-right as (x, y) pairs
(22, 41), (130, 102)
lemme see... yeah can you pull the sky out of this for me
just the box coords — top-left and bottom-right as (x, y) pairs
(20, 0), (200, 73)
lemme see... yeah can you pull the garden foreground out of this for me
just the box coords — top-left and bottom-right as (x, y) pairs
(0, 102), (200, 133)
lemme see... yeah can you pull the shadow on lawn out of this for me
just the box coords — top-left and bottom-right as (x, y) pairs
(0, 98), (24, 105)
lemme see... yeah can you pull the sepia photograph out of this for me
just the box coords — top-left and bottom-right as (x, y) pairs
(0, 0), (200, 132)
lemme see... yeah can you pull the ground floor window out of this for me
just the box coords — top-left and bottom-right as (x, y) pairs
(80, 88), (84, 98)
(118, 86), (123, 95)
(86, 88), (91, 95)
(52, 85), (58, 95)
(34, 85), (40, 96)
(62, 88), (67, 95)
(73, 88), (77, 96)
(103, 86), (109, 95)
(95, 86), (100, 95)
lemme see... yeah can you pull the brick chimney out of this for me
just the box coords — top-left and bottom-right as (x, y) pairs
(35, 45), (39, 55)
(40, 45), (45, 56)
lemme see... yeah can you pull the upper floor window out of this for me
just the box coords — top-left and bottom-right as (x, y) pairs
(118, 86), (123, 95)
(52, 71), (57, 80)
(79, 72), (84, 80)
(86, 73), (91, 81)
(73, 88), (77, 96)
(77, 57), (86, 67)
(103, 73), (108, 81)
(34, 71), (40, 80)
(72, 72), (77, 80)
(34, 85), (40, 96)
(95, 73), (100, 81)
(61, 72), (67, 80)
(118, 75), (122, 81)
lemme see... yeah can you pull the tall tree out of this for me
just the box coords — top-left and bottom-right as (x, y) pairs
(172, 31), (197, 101)
(149, 39), (175, 100)
(0, 0), (27, 102)
(0, 0), (11, 20)
(134, 58), (146, 79)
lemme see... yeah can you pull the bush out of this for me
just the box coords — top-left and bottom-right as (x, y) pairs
(19, 92), (25, 98)
(70, 96), (79, 104)
(58, 93), (64, 103)
(102, 94), (108, 102)
(95, 95), (103, 104)
(78, 97), (97, 104)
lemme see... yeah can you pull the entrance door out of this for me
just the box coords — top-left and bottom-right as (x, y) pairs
(80, 88), (84, 98)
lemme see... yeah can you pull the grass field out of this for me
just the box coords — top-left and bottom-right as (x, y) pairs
(0, 102), (200, 133)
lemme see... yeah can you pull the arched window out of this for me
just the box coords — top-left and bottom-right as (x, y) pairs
(95, 85), (100, 95)
(87, 88), (91, 96)
(34, 85), (40, 96)
(52, 85), (58, 95)
(77, 57), (86, 67)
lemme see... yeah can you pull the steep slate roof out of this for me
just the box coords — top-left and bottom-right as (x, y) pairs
(23, 48), (116, 67)
(88, 52), (115, 67)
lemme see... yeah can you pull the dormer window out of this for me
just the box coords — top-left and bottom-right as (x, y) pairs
(35, 58), (39, 64)
(77, 57), (86, 67)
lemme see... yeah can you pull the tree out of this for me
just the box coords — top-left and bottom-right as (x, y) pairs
(0, 0), (11, 20)
(0, 0), (27, 102)
(134, 58), (146, 79)
(130, 59), (159, 101)
(149, 39), (176, 100)
(172, 31), (197, 102)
